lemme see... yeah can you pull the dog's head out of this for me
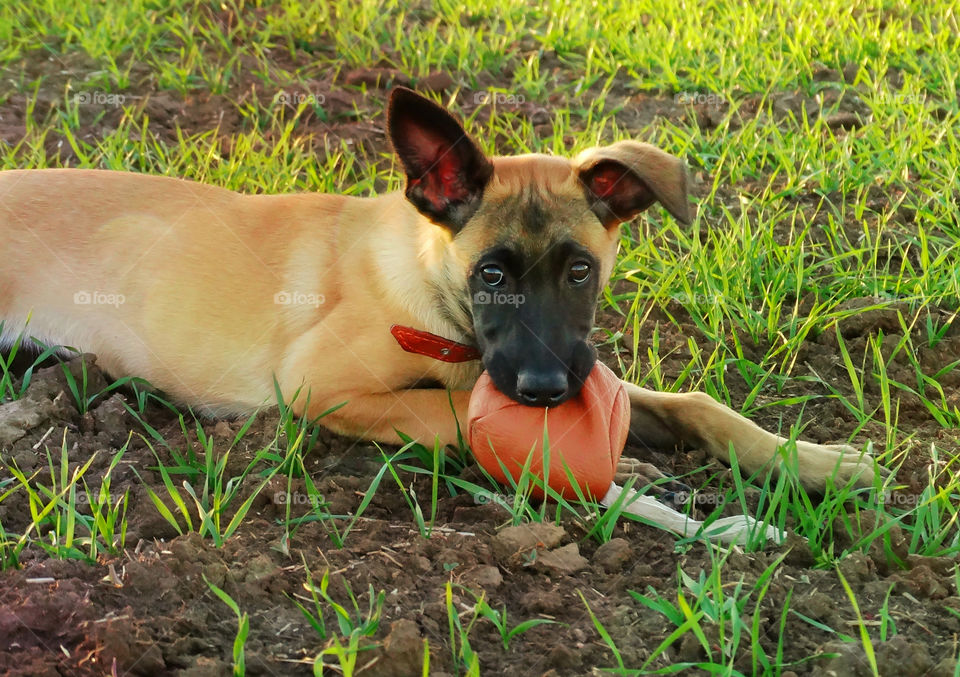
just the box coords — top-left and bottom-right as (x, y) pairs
(388, 87), (690, 406)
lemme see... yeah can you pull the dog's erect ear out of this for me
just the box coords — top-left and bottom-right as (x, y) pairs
(575, 141), (691, 227)
(388, 87), (494, 233)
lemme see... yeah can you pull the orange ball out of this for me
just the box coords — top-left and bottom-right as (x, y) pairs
(467, 362), (630, 500)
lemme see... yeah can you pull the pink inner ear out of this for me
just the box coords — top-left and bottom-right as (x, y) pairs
(406, 126), (458, 182)
(589, 166), (623, 198)
(406, 128), (468, 209)
(436, 155), (462, 194)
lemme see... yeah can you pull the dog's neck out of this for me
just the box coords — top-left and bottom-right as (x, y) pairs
(370, 194), (476, 346)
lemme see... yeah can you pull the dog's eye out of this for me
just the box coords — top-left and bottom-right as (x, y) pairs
(480, 264), (505, 287)
(569, 262), (591, 284)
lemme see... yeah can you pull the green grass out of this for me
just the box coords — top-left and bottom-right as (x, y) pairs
(583, 544), (890, 675)
(1, 0), (959, 673)
(134, 427), (280, 547)
(3, 1), (959, 102)
(1, 435), (130, 566)
(630, 548), (789, 672)
(446, 581), (482, 677)
(0, 321), (64, 401)
(290, 560), (386, 675)
(205, 574), (251, 677)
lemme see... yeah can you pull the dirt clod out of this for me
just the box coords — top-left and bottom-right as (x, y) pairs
(890, 564), (950, 600)
(824, 111), (863, 130)
(593, 538), (634, 573)
(874, 635), (932, 677)
(343, 68), (410, 89)
(419, 71), (454, 92)
(365, 619), (424, 677)
(536, 543), (589, 575)
(820, 641), (872, 677)
(493, 523), (566, 560)
(462, 564), (503, 589)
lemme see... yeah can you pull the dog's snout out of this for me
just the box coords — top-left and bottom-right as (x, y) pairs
(516, 370), (569, 406)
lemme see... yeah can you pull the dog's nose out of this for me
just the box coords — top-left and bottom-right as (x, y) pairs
(516, 370), (568, 406)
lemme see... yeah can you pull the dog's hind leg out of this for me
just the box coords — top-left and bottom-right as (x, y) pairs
(622, 382), (886, 490)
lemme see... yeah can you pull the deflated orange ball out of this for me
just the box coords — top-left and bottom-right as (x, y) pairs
(467, 362), (630, 500)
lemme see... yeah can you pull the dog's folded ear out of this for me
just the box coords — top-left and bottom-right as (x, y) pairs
(388, 87), (494, 233)
(574, 141), (691, 227)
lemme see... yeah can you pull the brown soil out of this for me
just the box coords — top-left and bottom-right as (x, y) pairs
(1, 347), (958, 676)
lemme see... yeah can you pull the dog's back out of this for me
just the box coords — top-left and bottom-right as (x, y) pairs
(0, 169), (356, 411)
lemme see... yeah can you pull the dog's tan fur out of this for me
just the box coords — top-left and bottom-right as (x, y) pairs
(0, 94), (882, 490)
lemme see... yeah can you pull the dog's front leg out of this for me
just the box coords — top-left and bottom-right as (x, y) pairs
(622, 382), (885, 490)
(302, 389), (471, 449)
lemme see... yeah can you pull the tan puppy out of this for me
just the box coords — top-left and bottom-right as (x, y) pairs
(0, 87), (882, 489)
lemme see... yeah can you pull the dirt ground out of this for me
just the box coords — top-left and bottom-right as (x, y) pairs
(2, 337), (959, 676)
(1, 42), (959, 677)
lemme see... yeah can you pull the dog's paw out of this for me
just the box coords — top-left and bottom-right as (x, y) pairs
(615, 457), (691, 499)
(795, 441), (891, 490)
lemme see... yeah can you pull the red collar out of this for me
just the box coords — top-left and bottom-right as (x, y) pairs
(390, 324), (482, 363)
